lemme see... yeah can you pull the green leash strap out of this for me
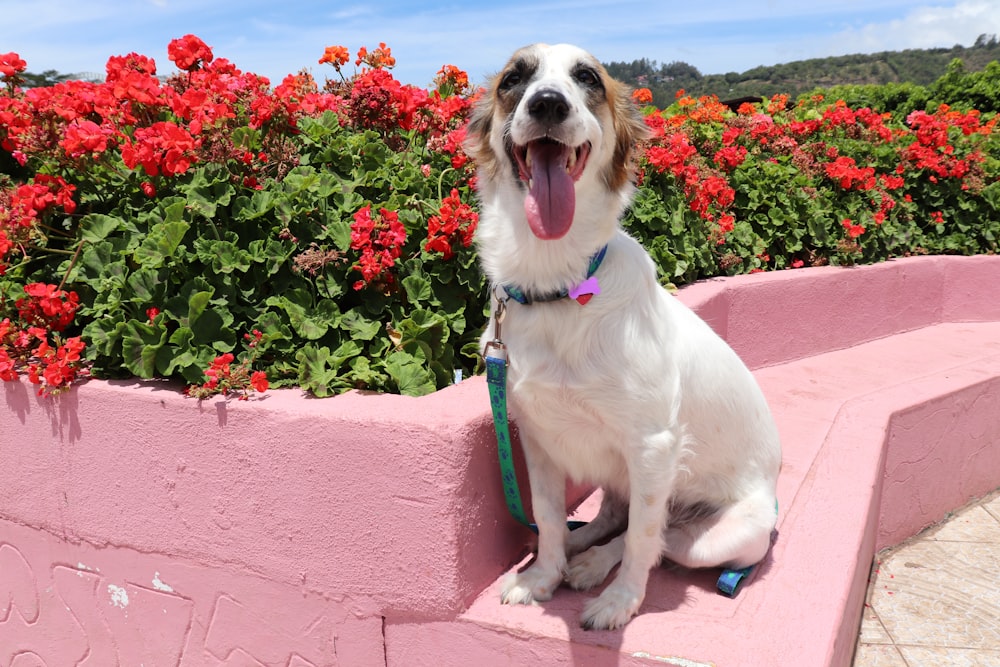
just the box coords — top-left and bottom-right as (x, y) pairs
(485, 346), (534, 529)
(485, 346), (587, 534)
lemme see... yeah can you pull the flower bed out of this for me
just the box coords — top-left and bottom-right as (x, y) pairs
(1, 38), (998, 399)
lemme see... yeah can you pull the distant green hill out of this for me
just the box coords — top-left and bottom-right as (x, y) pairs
(605, 33), (1000, 109)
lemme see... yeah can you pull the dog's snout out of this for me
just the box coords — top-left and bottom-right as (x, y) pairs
(527, 89), (570, 125)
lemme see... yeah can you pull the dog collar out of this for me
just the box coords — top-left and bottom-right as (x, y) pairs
(501, 245), (607, 306)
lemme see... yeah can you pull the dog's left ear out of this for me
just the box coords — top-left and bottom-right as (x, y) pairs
(604, 74), (650, 191)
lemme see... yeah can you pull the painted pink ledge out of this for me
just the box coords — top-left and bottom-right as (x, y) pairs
(2, 254), (999, 666)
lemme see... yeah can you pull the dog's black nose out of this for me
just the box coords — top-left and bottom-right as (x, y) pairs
(527, 89), (570, 125)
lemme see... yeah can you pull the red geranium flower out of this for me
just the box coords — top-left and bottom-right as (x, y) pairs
(319, 45), (350, 69)
(168, 34), (213, 72)
(0, 52), (27, 78)
(841, 218), (866, 238)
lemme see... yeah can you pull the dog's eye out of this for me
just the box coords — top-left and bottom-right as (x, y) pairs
(499, 70), (521, 90)
(574, 68), (601, 88)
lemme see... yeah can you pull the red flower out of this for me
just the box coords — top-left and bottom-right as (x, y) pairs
(0, 348), (16, 381)
(16, 283), (80, 332)
(425, 189), (478, 260)
(713, 144), (748, 171)
(168, 34), (214, 71)
(250, 371), (269, 393)
(0, 52), (27, 78)
(841, 218), (866, 238)
(632, 88), (653, 105)
(350, 205), (406, 290)
(60, 119), (111, 157)
(319, 45), (350, 69)
(356, 43), (395, 69)
(434, 65), (470, 95)
(824, 156), (876, 191)
(121, 121), (199, 177)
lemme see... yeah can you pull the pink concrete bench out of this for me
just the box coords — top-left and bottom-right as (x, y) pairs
(2, 254), (999, 666)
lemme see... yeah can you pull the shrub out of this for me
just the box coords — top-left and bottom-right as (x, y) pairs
(1, 40), (998, 397)
(1, 38), (483, 397)
(629, 90), (998, 284)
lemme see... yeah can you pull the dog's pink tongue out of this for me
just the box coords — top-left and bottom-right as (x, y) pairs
(525, 142), (575, 239)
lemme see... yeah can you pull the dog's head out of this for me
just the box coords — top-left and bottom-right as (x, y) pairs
(467, 43), (648, 243)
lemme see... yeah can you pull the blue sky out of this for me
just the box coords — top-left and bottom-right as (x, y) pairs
(6, 0), (999, 87)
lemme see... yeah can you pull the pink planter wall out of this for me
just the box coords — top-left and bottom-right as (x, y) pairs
(2, 254), (999, 666)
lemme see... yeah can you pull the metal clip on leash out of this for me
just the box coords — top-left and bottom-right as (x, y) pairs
(483, 290), (507, 364)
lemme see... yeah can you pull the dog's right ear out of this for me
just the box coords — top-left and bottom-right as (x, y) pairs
(463, 77), (499, 180)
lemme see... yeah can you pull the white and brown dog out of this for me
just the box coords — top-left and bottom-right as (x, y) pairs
(466, 43), (782, 630)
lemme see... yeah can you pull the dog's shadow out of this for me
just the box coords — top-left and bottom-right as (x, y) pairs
(519, 531), (779, 665)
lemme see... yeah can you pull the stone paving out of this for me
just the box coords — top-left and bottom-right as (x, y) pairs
(853, 487), (1000, 667)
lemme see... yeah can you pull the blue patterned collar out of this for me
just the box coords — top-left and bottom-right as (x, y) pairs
(500, 245), (608, 306)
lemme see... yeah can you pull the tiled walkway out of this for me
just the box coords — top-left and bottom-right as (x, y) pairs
(853, 488), (1000, 667)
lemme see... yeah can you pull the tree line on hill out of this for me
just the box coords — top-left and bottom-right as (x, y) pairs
(604, 33), (1000, 114)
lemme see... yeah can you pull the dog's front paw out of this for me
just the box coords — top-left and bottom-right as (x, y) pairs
(500, 565), (562, 605)
(566, 546), (618, 591)
(580, 584), (643, 630)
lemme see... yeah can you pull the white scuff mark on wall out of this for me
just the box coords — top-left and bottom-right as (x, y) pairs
(152, 571), (174, 593)
(108, 584), (130, 609)
(75, 562), (93, 577)
(631, 652), (715, 667)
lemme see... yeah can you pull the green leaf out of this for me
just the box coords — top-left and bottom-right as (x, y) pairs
(82, 316), (125, 357)
(402, 274), (432, 304)
(121, 320), (167, 378)
(187, 290), (212, 325)
(266, 292), (340, 340)
(340, 309), (382, 341)
(181, 169), (234, 220)
(126, 267), (164, 304)
(295, 345), (336, 397)
(79, 214), (122, 243)
(134, 220), (190, 268)
(385, 349), (437, 397)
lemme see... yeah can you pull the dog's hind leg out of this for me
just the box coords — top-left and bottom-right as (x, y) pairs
(565, 489), (628, 557)
(566, 533), (625, 590)
(662, 491), (777, 570)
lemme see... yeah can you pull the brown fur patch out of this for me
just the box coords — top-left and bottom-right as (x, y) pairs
(602, 69), (649, 191)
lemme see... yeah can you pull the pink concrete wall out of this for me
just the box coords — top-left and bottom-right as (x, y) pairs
(2, 254), (999, 665)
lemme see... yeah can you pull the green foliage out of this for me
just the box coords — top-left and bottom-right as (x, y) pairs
(1, 44), (483, 397)
(625, 92), (998, 288)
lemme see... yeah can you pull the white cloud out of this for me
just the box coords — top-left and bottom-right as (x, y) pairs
(825, 0), (1000, 54)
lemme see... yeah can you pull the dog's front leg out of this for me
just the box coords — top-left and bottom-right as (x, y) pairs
(580, 429), (679, 629)
(500, 435), (568, 605)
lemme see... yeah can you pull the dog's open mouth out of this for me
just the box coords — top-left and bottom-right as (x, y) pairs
(513, 139), (591, 240)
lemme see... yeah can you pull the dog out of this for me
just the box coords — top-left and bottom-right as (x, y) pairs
(465, 43), (782, 630)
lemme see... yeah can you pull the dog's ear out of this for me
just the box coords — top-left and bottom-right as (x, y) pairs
(464, 76), (500, 180)
(604, 74), (650, 191)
